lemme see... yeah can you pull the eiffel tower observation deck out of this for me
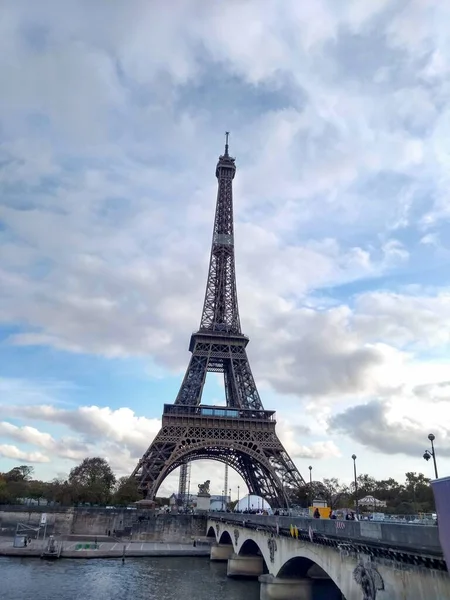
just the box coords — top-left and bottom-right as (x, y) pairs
(133, 134), (305, 507)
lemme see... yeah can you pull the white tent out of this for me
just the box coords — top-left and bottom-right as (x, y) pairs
(234, 494), (272, 513)
(359, 495), (386, 508)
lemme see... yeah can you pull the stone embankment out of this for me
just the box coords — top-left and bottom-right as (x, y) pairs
(0, 505), (206, 543)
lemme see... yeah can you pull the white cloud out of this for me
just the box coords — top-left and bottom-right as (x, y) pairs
(0, 405), (161, 462)
(0, 421), (88, 461)
(0, 444), (49, 464)
(329, 397), (450, 457)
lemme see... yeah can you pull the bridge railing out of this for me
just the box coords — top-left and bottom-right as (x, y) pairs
(209, 512), (443, 557)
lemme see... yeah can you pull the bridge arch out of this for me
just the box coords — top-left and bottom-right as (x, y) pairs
(276, 554), (343, 597)
(219, 530), (233, 545)
(278, 556), (337, 581)
(206, 526), (216, 538)
(239, 538), (263, 556)
(238, 538), (269, 574)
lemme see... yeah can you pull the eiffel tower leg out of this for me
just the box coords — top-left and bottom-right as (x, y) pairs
(174, 353), (208, 407)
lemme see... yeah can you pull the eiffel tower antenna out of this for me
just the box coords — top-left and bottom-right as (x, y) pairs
(133, 135), (305, 507)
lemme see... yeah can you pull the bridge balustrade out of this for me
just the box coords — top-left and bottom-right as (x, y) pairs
(209, 512), (443, 557)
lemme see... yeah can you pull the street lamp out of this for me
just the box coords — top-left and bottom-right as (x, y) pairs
(352, 454), (359, 515)
(237, 485), (240, 506)
(308, 466), (312, 509)
(221, 489), (224, 512)
(423, 433), (439, 479)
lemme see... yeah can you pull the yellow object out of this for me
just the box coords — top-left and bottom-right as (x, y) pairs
(309, 506), (332, 519)
(290, 524), (294, 537)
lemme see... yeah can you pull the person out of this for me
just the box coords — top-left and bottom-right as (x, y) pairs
(313, 508), (320, 519)
(330, 510), (337, 520)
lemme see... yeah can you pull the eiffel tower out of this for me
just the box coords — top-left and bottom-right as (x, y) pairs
(133, 134), (305, 507)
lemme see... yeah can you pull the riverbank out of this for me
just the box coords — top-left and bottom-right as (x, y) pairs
(0, 538), (210, 559)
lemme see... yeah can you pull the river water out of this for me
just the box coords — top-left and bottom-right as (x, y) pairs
(2, 556), (259, 600)
(1, 556), (343, 600)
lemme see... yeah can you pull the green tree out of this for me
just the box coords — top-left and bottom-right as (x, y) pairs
(403, 472), (434, 513)
(28, 480), (46, 505)
(353, 474), (378, 495)
(45, 478), (75, 505)
(321, 478), (350, 509)
(4, 465), (34, 482)
(0, 475), (13, 504)
(2, 465), (35, 501)
(69, 457), (116, 505)
(112, 476), (141, 505)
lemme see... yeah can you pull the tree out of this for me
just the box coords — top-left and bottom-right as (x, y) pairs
(1, 465), (35, 501)
(321, 478), (350, 509)
(69, 457), (116, 505)
(45, 478), (75, 505)
(112, 476), (141, 505)
(0, 475), (13, 504)
(28, 481), (47, 505)
(4, 465), (34, 482)
(353, 474), (378, 495)
(290, 478), (349, 508)
(403, 472), (434, 513)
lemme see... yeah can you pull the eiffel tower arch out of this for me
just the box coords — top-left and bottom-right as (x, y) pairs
(133, 134), (305, 507)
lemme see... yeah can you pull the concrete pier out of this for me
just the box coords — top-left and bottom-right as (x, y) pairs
(259, 574), (313, 600)
(210, 543), (234, 561)
(227, 553), (264, 578)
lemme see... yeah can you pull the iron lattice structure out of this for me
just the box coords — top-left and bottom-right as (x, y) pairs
(178, 461), (191, 507)
(133, 135), (305, 507)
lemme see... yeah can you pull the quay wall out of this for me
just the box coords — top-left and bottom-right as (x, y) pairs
(0, 506), (72, 537)
(0, 506), (207, 542)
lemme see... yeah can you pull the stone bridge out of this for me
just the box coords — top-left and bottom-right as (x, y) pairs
(207, 513), (450, 600)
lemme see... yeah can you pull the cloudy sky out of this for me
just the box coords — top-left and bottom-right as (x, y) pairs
(1, 0), (450, 497)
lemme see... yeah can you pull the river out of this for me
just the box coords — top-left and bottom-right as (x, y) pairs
(1, 556), (343, 600)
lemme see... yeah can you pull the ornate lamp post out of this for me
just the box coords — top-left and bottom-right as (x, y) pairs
(423, 433), (439, 479)
(237, 485), (240, 507)
(352, 454), (359, 515)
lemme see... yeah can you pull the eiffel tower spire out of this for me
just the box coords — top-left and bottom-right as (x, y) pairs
(133, 136), (305, 506)
(174, 134), (263, 410)
(199, 132), (240, 334)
